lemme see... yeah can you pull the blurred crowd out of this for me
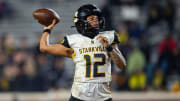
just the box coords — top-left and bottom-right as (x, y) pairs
(0, 34), (72, 92)
(0, 0), (180, 92)
(104, 0), (180, 92)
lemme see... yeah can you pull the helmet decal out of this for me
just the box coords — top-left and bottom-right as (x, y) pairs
(73, 12), (78, 23)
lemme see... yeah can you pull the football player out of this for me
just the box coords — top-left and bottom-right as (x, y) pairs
(40, 4), (126, 101)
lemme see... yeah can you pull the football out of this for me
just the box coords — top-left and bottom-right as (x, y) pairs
(33, 8), (60, 26)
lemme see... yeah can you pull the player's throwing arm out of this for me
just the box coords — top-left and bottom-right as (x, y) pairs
(33, 8), (74, 58)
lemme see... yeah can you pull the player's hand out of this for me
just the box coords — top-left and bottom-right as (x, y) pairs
(43, 19), (56, 30)
(97, 34), (110, 48)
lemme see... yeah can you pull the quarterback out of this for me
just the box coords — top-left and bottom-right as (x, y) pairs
(40, 4), (126, 101)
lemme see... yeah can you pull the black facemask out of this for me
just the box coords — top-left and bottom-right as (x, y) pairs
(82, 27), (99, 38)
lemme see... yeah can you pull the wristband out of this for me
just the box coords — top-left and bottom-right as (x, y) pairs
(106, 46), (113, 52)
(43, 29), (51, 34)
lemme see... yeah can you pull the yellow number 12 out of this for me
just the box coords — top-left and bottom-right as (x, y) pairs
(83, 53), (106, 78)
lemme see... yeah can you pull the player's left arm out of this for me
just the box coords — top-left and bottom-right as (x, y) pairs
(109, 44), (126, 69)
(97, 34), (126, 69)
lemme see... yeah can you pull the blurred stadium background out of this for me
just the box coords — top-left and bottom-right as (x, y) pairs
(0, 0), (180, 101)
